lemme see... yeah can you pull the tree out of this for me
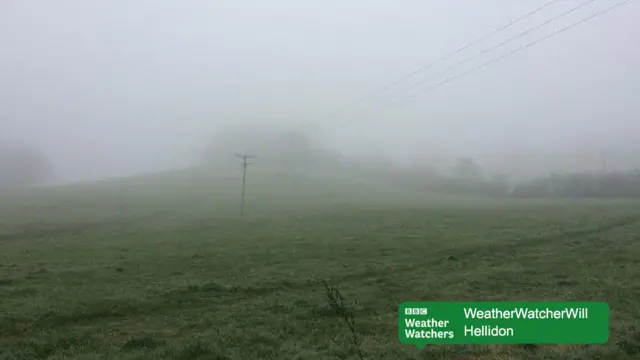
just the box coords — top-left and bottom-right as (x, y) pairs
(201, 126), (338, 171)
(0, 143), (53, 191)
(275, 131), (316, 168)
(454, 157), (484, 181)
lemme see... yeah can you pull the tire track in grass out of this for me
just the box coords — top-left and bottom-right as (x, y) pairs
(237, 215), (640, 297)
(160, 214), (640, 302)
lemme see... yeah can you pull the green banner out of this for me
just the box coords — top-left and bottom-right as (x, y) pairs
(399, 302), (609, 347)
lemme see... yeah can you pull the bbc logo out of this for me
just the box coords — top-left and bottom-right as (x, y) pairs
(405, 307), (428, 315)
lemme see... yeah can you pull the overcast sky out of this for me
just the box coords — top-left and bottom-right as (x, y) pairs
(1, 0), (639, 182)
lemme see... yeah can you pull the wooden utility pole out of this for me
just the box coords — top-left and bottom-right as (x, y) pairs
(235, 154), (256, 218)
(601, 150), (608, 173)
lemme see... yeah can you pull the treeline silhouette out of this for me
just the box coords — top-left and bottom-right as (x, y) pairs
(510, 170), (640, 198)
(355, 166), (640, 199)
(414, 170), (640, 198)
(201, 127), (640, 199)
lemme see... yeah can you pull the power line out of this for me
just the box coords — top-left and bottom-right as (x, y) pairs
(357, 0), (635, 118)
(381, 0), (601, 104)
(331, 0), (602, 118)
(313, 0), (564, 122)
(396, 0), (634, 104)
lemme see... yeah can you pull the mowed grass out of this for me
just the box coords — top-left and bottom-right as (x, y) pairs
(1, 170), (640, 359)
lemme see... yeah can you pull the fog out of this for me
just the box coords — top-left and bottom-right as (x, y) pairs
(1, 0), (639, 184)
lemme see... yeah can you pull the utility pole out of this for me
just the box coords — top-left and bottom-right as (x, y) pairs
(601, 150), (608, 173)
(235, 153), (256, 218)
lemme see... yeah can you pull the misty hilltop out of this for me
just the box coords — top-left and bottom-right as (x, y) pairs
(1, 0), (639, 185)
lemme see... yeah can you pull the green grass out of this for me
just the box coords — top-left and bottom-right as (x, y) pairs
(1, 169), (640, 359)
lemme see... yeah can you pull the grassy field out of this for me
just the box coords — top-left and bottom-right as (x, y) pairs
(1, 169), (640, 359)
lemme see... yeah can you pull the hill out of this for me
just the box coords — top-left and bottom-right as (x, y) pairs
(1, 168), (639, 359)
